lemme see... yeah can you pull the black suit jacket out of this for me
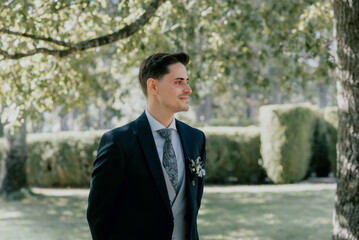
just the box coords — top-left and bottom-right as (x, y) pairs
(87, 112), (206, 240)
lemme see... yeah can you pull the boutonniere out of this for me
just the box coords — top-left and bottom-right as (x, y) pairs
(188, 157), (205, 186)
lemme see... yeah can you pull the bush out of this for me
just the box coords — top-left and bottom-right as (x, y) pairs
(203, 126), (266, 184)
(25, 131), (104, 187)
(324, 106), (338, 175)
(1, 127), (266, 187)
(259, 104), (317, 183)
(308, 110), (330, 177)
(195, 118), (258, 127)
(0, 121), (3, 137)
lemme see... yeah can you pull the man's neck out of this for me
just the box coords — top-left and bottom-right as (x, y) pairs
(147, 106), (174, 128)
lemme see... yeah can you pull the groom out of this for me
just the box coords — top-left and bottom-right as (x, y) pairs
(87, 52), (206, 240)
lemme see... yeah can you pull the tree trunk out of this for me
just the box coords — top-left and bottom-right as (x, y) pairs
(195, 104), (202, 123)
(246, 92), (257, 119)
(0, 119), (28, 197)
(203, 95), (212, 121)
(273, 83), (282, 104)
(99, 105), (105, 129)
(0, 121), (3, 137)
(332, 1), (359, 239)
(70, 108), (80, 131)
(61, 113), (70, 131)
(317, 82), (328, 109)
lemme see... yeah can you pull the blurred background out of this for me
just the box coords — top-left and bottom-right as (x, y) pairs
(0, 0), (337, 186)
(0, 0), (345, 239)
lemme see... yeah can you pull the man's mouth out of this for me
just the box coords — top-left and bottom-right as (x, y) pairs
(179, 96), (189, 101)
(179, 95), (190, 101)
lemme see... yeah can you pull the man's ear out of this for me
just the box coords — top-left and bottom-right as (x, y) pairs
(147, 78), (158, 96)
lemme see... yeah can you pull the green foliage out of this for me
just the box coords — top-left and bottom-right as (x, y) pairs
(324, 106), (338, 174)
(195, 118), (258, 127)
(0, 121), (3, 137)
(25, 131), (104, 187)
(259, 104), (317, 183)
(0, 0), (335, 127)
(0, 0), (156, 127)
(308, 110), (330, 177)
(0, 127), (265, 186)
(203, 126), (266, 184)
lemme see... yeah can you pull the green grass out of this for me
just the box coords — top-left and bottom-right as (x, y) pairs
(0, 193), (90, 240)
(198, 187), (335, 240)
(0, 184), (335, 240)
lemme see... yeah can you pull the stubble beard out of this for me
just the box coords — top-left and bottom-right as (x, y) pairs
(177, 99), (190, 112)
(163, 101), (189, 114)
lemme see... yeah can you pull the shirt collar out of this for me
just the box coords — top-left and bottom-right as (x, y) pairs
(145, 109), (177, 132)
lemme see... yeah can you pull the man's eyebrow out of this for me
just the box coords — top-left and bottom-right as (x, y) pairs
(173, 77), (189, 81)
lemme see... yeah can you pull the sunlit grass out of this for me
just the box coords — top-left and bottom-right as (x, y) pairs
(0, 193), (91, 240)
(198, 185), (335, 240)
(0, 184), (335, 240)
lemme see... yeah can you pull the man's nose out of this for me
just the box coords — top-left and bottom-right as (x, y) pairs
(184, 82), (192, 94)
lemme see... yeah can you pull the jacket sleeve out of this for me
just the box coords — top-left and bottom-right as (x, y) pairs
(87, 131), (125, 240)
(196, 131), (206, 211)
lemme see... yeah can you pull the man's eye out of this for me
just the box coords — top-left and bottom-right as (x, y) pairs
(175, 81), (181, 85)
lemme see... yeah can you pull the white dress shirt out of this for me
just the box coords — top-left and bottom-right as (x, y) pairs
(145, 110), (185, 192)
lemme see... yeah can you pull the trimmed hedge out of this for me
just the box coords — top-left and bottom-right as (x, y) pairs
(259, 104), (317, 183)
(25, 131), (104, 187)
(0, 106), (338, 186)
(203, 126), (266, 184)
(324, 106), (338, 174)
(0, 131), (103, 187)
(307, 108), (331, 177)
(0, 127), (265, 186)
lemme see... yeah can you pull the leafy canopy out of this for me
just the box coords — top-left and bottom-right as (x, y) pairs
(0, 0), (334, 127)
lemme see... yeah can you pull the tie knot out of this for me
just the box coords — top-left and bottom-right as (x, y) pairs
(157, 128), (172, 141)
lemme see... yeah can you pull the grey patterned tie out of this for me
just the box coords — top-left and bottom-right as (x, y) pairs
(157, 128), (178, 191)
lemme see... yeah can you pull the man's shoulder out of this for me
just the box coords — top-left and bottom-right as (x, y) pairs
(102, 120), (136, 139)
(176, 119), (204, 137)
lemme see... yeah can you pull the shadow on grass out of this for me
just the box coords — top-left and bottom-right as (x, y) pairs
(198, 189), (335, 240)
(0, 193), (91, 240)
(0, 187), (335, 240)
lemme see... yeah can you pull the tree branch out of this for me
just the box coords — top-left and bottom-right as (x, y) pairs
(0, 0), (165, 59)
(0, 28), (75, 48)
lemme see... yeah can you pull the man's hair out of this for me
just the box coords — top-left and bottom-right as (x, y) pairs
(138, 52), (190, 97)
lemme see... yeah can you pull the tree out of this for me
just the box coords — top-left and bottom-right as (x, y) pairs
(0, 0), (165, 197)
(144, 0), (334, 122)
(0, 0), (336, 198)
(331, 1), (359, 239)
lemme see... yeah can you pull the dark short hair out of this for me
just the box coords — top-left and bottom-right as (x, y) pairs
(138, 52), (190, 96)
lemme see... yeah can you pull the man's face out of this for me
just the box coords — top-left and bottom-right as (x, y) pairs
(155, 62), (192, 114)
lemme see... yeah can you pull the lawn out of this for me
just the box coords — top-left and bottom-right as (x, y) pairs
(0, 184), (335, 240)
(198, 184), (335, 240)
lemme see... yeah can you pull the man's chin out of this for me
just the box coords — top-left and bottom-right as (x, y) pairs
(175, 105), (189, 113)
(182, 105), (190, 112)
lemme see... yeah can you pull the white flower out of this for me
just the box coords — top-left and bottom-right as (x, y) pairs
(189, 156), (205, 178)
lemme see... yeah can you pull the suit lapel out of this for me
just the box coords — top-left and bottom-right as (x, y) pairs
(133, 112), (173, 216)
(176, 120), (196, 207)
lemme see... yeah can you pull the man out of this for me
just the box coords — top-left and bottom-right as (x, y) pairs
(87, 52), (206, 240)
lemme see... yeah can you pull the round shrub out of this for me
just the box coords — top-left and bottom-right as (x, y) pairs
(259, 104), (317, 183)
